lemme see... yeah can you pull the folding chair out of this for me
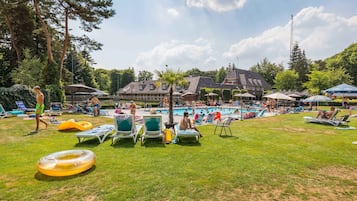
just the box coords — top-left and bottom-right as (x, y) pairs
(214, 117), (233, 136)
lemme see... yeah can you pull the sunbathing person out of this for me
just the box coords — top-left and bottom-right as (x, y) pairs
(179, 111), (202, 137)
(316, 106), (335, 119)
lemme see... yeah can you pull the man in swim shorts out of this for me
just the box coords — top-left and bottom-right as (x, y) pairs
(34, 86), (48, 132)
(90, 95), (101, 116)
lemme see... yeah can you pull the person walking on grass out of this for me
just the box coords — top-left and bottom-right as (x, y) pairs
(33, 86), (48, 132)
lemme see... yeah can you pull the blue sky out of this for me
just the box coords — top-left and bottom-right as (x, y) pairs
(82, 0), (357, 73)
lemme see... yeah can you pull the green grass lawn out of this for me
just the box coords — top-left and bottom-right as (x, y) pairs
(1, 110), (357, 201)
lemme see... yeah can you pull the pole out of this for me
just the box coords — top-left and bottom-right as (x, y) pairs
(71, 48), (74, 84)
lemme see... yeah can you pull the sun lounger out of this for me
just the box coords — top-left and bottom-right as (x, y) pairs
(15, 101), (35, 112)
(0, 104), (24, 118)
(303, 109), (341, 126)
(112, 114), (142, 145)
(173, 124), (200, 143)
(76, 124), (115, 144)
(50, 102), (62, 116)
(141, 115), (163, 145)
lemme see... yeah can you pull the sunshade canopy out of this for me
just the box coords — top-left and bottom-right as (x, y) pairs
(264, 92), (295, 101)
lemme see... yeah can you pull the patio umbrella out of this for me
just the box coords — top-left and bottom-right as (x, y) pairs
(324, 83), (357, 98)
(287, 93), (302, 98)
(232, 93), (255, 120)
(303, 95), (332, 110)
(181, 91), (196, 102)
(264, 92), (295, 101)
(64, 84), (107, 105)
(64, 84), (98, 95)
(234, 92), (256, 98)
(181, 91), (196, 97)
(204, 92), (218, 96)
(324, 83), (357, 94)
(303, 95), (332, 102)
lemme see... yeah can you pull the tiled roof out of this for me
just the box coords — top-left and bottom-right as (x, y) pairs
(118, 76), (235, 95)
(223, 68), (271, 90)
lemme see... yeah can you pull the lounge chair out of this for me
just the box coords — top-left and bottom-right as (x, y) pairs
(0, 104), (8, 118)
(141, 115), (163, 145)
(303, 109), (340, 126)
(214, 117), (233, 136)
(194, 113), (205, 125)
(0, 104), (23, 118)
(15, 101), (35, 112)
(112, 114), (142, 145)
(75, 124), (115, 144)
(256, 109), (267, 118)
(205, 113), (215, 124)
(50, 102), (62, 116)
(173, 124), (200, 143)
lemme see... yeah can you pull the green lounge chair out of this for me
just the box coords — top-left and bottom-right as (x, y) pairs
(141, 115), (163, 145)
(112, 114), (141, 145)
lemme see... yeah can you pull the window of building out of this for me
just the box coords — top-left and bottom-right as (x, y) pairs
(162, 83), (168, 90)
(184, 82), (190, 90)
(139, 84), (146, 91)
(150, 84), (156, 90)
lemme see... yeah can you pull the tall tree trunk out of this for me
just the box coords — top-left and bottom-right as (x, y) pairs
(169, 86), (173, 125)
(33, 0), (53, 63)
(59, 9), (69, 82)
(4, 14), (22, 63)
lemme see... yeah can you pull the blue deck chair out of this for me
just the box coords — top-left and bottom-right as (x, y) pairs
(256, 109), (267, 118)
(15, 101), (35, 112)
(205, 113), (215, 124)
(141, 115), (163, 145)
(112, 114), (141, 145)
(194, 113), (205, 125)
(50, 102), (62, 116)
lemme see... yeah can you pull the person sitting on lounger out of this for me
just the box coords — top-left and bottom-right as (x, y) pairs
(316, 106), (335, 119)
(180, 111), (202, 137)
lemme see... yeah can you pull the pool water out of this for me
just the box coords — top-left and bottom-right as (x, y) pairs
(156, 107), (257, 116)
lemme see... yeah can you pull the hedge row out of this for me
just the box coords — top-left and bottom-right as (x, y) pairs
(0, 84), (63, 111)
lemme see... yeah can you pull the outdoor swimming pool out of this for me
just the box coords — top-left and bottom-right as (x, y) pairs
(156, 107), (258, 116)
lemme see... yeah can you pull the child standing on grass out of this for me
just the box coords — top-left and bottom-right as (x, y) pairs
(33, 86), (48, 132)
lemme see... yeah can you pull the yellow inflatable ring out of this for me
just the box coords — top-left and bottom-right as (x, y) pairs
(37, 150), (96, 177)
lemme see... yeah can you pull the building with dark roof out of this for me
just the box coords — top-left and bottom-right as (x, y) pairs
(118, 76), (234, 102)
(223, 68), (272, 98)
(118, 68), (271, 102)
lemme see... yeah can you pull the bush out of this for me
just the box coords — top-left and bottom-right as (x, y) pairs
(0, 84), (36, 110)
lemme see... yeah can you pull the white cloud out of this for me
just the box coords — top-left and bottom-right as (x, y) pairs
(224, 6), (357, 68)
(186, 0), (246, 12)
(167, 8), (180, 17)
(135, 39), (215, 71)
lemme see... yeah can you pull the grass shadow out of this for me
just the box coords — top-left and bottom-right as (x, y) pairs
(24, 131), (38, 136)
(34, 165), (96, 181)
(111, 138), (136, 148)
(219, 135), (240, 139)
(141, 138), (166, 148)
(74, 138), (101, 147)
(175, 138), (202, 146)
